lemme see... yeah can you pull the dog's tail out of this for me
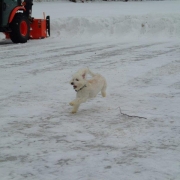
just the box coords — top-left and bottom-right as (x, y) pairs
(87, 68), (96, 77)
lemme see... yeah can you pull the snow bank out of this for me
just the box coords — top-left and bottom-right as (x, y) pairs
(51, 14), (180, 40)
(1, 1), (180, 41)
(37, 1), (180, 41)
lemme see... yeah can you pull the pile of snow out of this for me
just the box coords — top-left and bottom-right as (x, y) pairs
(51, 14), (180, 40)
(1, 1), (180, 41)
(46, 1), (180, 40)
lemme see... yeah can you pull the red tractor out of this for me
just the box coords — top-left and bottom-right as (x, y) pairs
(0, 0), (50, 43)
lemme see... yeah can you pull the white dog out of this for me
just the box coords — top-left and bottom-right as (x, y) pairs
(69, 68), (107, 113)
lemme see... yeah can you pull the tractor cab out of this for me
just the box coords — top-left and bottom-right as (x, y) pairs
(0, 0), (50, 43)
(0, 0), (22, 30)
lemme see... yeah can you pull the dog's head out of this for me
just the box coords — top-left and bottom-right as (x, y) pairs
(70, 70), (87, 91)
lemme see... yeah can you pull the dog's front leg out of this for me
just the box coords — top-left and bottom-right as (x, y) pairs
(71, 103), (80, 114)
(69, 97), (87, 106)
(69, 97), (88, 113)
(70, 99), (81, 113)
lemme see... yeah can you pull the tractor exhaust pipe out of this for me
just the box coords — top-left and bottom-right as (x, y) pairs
(24, 0), (33, 18)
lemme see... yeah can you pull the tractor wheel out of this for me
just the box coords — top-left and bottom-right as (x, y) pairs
(10, 14), (30, 43)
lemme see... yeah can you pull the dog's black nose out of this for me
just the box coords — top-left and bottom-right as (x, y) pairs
(71, 82), (74, 85)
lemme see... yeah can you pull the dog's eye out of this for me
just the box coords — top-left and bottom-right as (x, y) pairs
(76, 79), (79, 81)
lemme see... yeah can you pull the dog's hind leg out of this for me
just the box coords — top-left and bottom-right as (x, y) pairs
(101, 83), (107, 97)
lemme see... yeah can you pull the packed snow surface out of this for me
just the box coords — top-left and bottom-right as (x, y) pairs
(0, 1), (180, 180)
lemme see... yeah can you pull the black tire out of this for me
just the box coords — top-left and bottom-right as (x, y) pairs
(46, 15), (50, 37)
(10, 14), (30, 43)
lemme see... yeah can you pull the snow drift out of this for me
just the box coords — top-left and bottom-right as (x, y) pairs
(51, 14), (180, 40)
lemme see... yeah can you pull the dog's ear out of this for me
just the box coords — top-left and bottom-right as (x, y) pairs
(82, 73), (86, 79)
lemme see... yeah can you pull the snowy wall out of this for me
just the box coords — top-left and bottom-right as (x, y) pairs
(0, 1), (179, 41)
(51, 15), (180, 40)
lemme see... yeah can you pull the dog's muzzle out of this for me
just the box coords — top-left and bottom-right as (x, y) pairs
(71, 82), (77, 89)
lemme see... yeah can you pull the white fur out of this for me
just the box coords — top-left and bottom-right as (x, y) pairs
(69, 68), (107, 113)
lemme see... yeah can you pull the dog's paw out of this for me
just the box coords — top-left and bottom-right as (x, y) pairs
(69, 102), (74, 106)
(71, 110), (77, 114)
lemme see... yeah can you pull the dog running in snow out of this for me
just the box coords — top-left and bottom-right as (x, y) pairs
(69, 68), (107, 113)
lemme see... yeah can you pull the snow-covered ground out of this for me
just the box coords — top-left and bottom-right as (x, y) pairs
(0, 1), (180, 180)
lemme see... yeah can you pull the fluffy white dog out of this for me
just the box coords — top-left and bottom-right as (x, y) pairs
(69, 68), (107, 113)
